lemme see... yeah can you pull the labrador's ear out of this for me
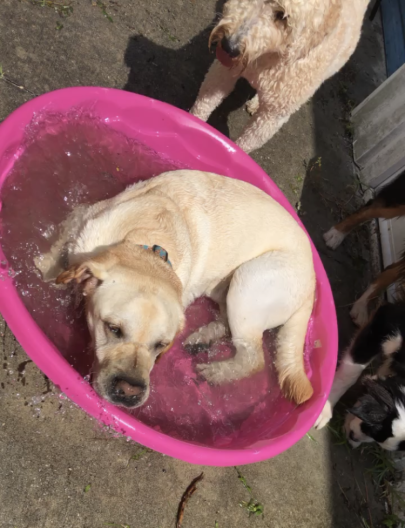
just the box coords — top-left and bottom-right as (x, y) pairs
(56, 263), (95, 285)
(56, 262), (104, 296)
(56, 249), (120, 289)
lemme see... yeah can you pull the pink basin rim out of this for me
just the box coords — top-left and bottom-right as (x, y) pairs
(0, 87), (337, 466)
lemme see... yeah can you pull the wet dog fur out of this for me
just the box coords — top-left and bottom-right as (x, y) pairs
(36, 170), (316, 409)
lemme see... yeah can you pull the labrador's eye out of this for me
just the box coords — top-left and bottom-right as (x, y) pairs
(275, 11), (285, 21)
(106, 323), (123, 338)
(154, 341), (168, 351)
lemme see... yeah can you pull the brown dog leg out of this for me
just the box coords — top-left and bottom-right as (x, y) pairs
(324, 203), (405, 250)
(350, 259), (405, 327)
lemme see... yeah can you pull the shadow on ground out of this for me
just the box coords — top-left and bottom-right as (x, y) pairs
(123, 0), (255, 138)
(298, 9), (389, 525)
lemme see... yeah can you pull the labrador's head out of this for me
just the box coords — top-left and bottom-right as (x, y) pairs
(57, 245), (184, 408)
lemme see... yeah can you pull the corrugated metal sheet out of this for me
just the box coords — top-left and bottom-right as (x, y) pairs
(352, 63), (405, 188)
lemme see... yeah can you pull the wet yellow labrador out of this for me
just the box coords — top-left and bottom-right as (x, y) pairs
(35, 170), (315, 408)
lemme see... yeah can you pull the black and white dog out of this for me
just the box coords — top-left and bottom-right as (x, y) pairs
(315, 302), (405, 451)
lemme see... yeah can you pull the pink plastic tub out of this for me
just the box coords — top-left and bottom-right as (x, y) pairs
(0, 87), (337, 466)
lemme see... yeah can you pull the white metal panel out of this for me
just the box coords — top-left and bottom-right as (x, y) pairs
(352, 63), (405, 188)
(379, 216), (405, 301)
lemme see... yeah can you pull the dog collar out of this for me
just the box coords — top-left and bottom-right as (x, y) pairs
(140, 245), (172, 267)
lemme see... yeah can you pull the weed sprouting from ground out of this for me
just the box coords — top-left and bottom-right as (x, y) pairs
(235, 468), (264, 516)
(26, 0), (73, 17)
(130, 447), (150, 461)
(159, 24), (180, 43)
(126, 446), (152, 467)
(382, 512), (405, 528)
(328, 406), (350, 449)
(314, 156), (322, 169)
(363, 444), (396, 486)
(338, 82), (356, 140)
(361, 442), (405, 526)
(306, 432), (318, 443)
(93, 1), (114, 22)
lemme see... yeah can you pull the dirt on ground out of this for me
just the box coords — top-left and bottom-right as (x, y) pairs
(0, 1), (392, 527)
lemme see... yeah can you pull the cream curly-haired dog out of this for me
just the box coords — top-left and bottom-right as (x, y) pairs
(190, 0), (370, 153)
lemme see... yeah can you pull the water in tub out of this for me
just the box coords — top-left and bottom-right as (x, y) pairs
(0, 111), (313, 448)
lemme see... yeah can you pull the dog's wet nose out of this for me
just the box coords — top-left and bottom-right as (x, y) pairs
(116, 379), (143, 397)
(221, 37), (240, 58)
(110, 376), (146, 407)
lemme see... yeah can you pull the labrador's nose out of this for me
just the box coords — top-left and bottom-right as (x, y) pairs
(108, 375), (147, 407)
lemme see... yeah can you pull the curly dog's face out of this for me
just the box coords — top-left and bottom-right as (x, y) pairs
(210, 0), (340, 66)
(210, 0), (293, 65)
